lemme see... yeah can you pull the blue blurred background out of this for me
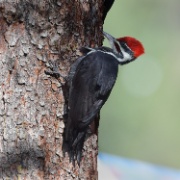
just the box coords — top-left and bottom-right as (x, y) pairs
(99, 0), (180, 170)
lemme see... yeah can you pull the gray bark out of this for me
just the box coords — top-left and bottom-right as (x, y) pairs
(0, 0), (103, 179)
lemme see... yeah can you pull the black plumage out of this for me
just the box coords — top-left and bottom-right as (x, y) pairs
(45, 31), (144, 166)
(64, 47), (119, 165)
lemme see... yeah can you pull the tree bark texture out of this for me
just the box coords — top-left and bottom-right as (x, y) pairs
(0, 0), (103, 179)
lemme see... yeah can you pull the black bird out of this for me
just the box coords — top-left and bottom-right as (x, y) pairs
(63, 32), (144, 165)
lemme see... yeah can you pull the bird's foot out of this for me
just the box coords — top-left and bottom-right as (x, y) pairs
(45, 60), (67, 80)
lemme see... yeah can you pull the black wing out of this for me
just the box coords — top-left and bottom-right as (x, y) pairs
(64, 50), (118, 165)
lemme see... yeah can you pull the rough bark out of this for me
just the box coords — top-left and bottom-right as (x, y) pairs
(0, 0), (103, 179)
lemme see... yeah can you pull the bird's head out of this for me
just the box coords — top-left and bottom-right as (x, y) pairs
(103, 31), (144, 64)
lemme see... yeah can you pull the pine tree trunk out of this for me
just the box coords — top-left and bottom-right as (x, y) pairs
(0, 1), (103, 179)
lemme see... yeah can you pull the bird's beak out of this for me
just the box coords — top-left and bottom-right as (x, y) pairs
(103, 31), (123, 57)
(103, 31), (116, 43)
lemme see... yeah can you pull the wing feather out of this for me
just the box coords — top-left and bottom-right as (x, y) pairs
(64, 50), (118, 164)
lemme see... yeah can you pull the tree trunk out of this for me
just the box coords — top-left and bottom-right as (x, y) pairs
(0, 0), (103, 179)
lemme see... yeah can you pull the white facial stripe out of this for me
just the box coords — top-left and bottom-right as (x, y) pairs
(85, 48), (131, 64)
(99, 50), (125, 62)
(121, 50), (132, 60)
(118, 42), (133, 62)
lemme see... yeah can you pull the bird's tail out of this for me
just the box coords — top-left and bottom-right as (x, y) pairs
(63, 130), (86, 166)
(63, 100), (104, 166)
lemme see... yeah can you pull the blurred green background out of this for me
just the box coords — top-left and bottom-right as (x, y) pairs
(99, 0), (180, 169)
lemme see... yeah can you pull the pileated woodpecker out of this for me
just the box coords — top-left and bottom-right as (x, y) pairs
(103, 0), (115, 21)
(45, 32), (144, 165)
(62, 32), (144, 165)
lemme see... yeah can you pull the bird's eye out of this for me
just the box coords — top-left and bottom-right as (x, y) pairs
(121, 42), (134, 57)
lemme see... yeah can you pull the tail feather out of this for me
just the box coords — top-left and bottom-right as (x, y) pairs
(75, 133), (86, 166)
(63, 101), (103, 165)
(63, 129), (86, 166)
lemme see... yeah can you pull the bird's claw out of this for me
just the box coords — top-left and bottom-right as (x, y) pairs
(45, 60), (67, 80)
